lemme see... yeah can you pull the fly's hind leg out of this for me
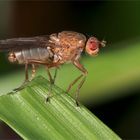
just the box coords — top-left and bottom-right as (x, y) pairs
(13, 59), (42, 92)
(22, 59), (58, 103)
(31, 64), (37, 80)
(13, 61), (30, 91)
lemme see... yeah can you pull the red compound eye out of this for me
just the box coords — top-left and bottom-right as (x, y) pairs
(89, 42), (98, 51)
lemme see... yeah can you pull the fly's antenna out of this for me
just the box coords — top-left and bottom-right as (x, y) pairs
(100, 36), (107, 47)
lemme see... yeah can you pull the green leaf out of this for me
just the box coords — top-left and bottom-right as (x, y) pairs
(0, 76), (121, 140)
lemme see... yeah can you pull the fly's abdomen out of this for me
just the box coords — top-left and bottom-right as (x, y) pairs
(14, 48), (53, 64)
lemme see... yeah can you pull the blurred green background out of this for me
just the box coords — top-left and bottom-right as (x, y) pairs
(0, 1), (140, 139)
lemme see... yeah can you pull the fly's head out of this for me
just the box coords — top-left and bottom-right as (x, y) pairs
(8, 52), (17, 63)
(85, 37), (106, 56)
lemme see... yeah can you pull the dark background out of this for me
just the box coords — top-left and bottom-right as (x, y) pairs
(0, 1), (140, 139)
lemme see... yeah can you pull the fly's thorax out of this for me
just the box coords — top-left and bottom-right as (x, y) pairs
(58, 31), (87, 48)
(12, 47), (54, 64)
(49, 31), (86, 64)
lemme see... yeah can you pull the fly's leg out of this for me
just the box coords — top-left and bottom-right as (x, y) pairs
(23, 59), (53, 102)
(73, 60), (87, 106)
(46, 67), (53, 102)
(45, 68), (58, 102)
(46, 67), (58, 84)
(13, 59), (50, 92)
(31, 64), (37, 80)
(46, 67), (54, 84)
(75, 76), (86, 106)
(24, 61), (29, 82)
(67, 60), (87, 106)
(66, 74), (83, 93)
(53, 68), (58, 84)
(13, 62), (30, 91)
(16, 59), (57, 101)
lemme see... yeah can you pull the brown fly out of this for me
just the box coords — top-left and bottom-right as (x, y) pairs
(0, 31), (106, 105)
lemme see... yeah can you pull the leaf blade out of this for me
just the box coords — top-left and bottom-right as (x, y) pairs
(0, 76), (121, 140)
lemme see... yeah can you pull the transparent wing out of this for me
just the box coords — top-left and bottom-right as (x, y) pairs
(0, 35), (50, 52)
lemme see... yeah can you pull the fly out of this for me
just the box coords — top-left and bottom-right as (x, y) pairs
(0, 31), (106, 105)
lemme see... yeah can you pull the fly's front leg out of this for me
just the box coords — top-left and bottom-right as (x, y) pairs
(75, 75), (86, 106)
(74, 60), (87, 106)
(66, 74), (83, 93)
(67, 60), (88, 106)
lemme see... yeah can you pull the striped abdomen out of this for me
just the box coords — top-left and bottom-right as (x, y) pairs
(9, 47), (54, 64)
